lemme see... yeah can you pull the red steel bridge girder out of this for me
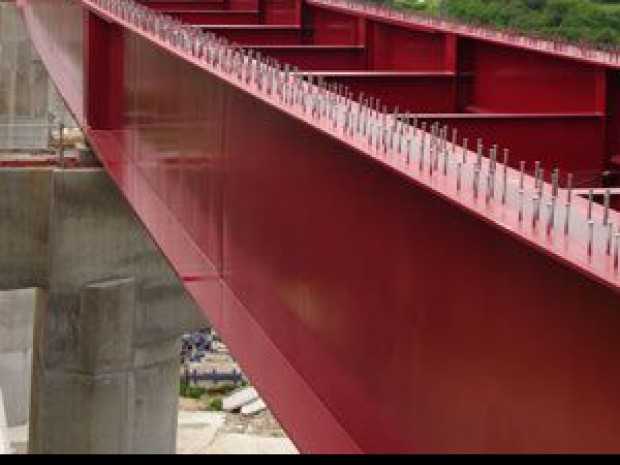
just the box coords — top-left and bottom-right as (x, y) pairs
(19, 0), (620, 454)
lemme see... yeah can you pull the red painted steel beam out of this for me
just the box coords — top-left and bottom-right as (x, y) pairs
(163, 10), (260, 24)
(85, 10), (124, 130)
(260, 0), (302, 25)
(19, 0), (620, 455)
(139, 0), (263, 10)
(313, 71), (456, 112)
(198, 25), (305, 45)
(306, 0), (620, 70)
(413, 113), (606, 175)
(238, 44), (366, 70)
(81, 4), (620, 451)
(605, 70), (620, 173)
(367, 23), (450, 72)
(302, 2), (363, 46)
(456, 39), (606, 114)
(140, 0), (226, 4)
(139, 1), (227, 11)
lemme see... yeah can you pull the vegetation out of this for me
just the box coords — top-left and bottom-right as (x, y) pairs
(180, 378), (249, 412)
(179, 379), (206, 399)
(205, 397), (224, 412)
(383, 0), (620, 46)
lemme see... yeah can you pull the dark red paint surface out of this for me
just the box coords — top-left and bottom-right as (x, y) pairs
(199, 25), (304, 45)
(416, 113), (606, 174)
(318, 72), (456, 111)
(20, 0), (620, 454)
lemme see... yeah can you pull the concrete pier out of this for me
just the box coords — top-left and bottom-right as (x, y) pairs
(1, 388), (12, 454)
(0, 169), (203, 454)
(0, 2), (202, 454)
(0, 289), (36, 429)
(0, 3), (72, 151)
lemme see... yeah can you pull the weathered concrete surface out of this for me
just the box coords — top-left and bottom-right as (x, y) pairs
(0, 289), (36, 428)
(45, 171), (199, 348)
(0, 3), (70, 151)
(0, 171), (51, 289)
(0, 4), (48, 119)
(132, 353), (181, 453)
(0, 388), (12, 454)
(30, 279), (135, 454)
(78, 279), (135, 374)
(6, 423), (27, 454)
(0, 168), (203, 453)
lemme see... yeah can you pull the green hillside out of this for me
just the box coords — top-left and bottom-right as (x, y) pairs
(386, 0), (620, 46)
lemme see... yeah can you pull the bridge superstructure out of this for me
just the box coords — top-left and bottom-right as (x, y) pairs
(16, 0), (620, 453)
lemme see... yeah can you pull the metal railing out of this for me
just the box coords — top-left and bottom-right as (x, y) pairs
(0, 120), (83, 167)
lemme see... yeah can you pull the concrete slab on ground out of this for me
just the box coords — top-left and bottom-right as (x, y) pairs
(177, 410), (298, 455)
(206, 434), (298, 455)
(223, 387), (258, 412)
(241, 398), (267, 417)
(176, 411), (225, 455)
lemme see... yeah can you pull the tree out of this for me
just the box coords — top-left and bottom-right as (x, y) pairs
(385, 0), (620, 46)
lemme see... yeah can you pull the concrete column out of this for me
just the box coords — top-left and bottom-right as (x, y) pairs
(0, 169), (52, 290)
(0, 3), (74, 150)
(30, 279), (135, 454)
(0, 289), (36, 428)
(1, 388), (11, 454)
(23, 169), (203, 454)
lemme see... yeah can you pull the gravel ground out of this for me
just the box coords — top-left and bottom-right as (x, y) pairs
(177, 409), (298, 455)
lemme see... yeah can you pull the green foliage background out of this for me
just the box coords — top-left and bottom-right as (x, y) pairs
(383, 0), (620, 46)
